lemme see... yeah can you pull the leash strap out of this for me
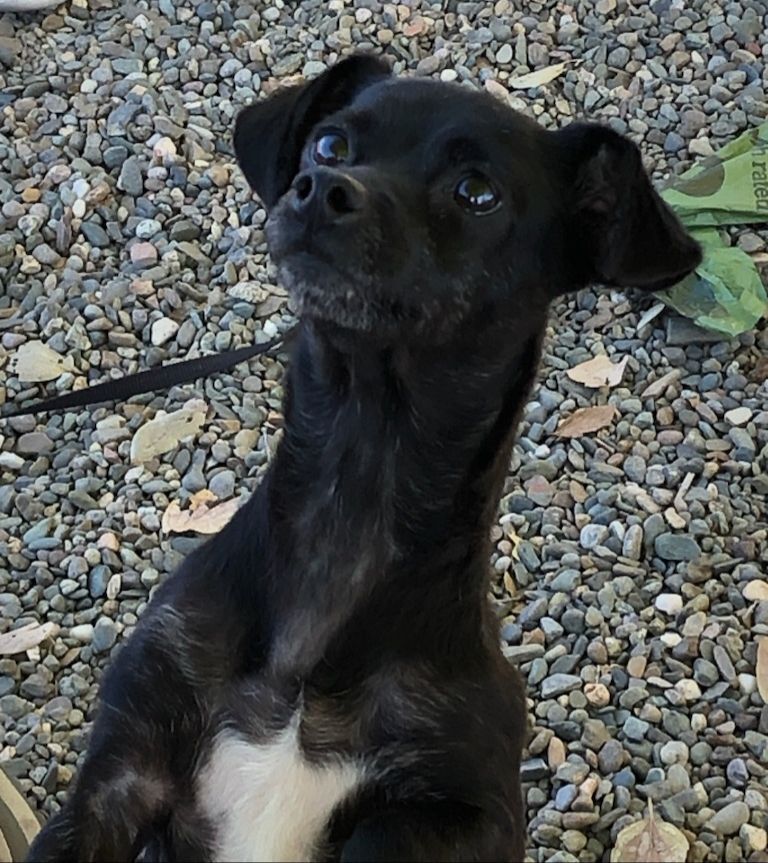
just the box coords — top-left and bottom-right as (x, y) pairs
(0, 331), (291, 420)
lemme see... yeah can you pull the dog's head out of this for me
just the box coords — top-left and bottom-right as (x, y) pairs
(234, 55), (700, 342)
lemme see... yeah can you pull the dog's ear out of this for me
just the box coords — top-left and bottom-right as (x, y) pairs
(233, 54), (391, 209)
(555, 123), (701, 292)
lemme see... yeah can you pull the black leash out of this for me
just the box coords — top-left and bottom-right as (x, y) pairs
(0, 330), (293, 420)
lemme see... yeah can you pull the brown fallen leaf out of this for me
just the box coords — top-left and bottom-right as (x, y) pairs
(162, 497), (242, 535)
(0, 622), (59, 656)
(611, 800), (689, 863)
(11, 340), (74, 382)
(508, 61), (568, 90)
(757, 638), (768, 704)
(567, 354), (629, 388)
(556, 405), (617, 438)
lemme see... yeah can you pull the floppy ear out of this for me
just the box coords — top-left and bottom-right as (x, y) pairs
(233, 54), (391, 209)
(555, 123), (702, 291)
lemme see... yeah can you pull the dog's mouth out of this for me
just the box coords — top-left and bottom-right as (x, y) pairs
(265, 209), (474, 338)
(266, 213), (391, 332)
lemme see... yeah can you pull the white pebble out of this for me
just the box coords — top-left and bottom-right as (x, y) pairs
(725, 407), (752, 426)
(151, 317), (179, 346)
(655, 594), (683, 614)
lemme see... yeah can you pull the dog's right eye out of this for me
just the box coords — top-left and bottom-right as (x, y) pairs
(454, 174), (500, 214)
(313, 132), (350, 166)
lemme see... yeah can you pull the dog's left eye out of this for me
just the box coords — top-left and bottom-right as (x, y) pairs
(454, 174), (500, 214)
(313, 132), (350, 166)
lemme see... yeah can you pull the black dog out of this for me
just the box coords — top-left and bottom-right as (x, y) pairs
(27, 54), (700, 863)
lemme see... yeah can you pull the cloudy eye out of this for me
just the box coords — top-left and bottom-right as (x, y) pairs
(454, 174), (500, 214)
(313, 132), (350, 166)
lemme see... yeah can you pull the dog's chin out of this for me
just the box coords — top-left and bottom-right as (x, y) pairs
(275, 253), (384, 333)
(276, 252), (474, 343)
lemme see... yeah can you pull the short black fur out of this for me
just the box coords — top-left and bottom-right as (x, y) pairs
(28, 54), (700, 863)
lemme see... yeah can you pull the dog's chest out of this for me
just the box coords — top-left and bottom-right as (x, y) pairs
(197, 717), (364, 862)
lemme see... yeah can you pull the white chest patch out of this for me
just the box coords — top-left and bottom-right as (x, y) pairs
(198, 717), (364, 862)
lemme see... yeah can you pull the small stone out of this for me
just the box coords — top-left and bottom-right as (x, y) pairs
(675, 679), (702, 702)
(705, 802), (750, 836)
(520, 758), (549, 782)
(743, 581), (768, 602)
(623, 716), (650, 741)
(117, 157), (144, 196)
(152, 137), (177, 160)
(580, 523), (609, 550)
(541, 674), (582, 699)
(726, 758), (749, 788)
(660, 741), (689, 766)
(729, 428), (755, 462)
(88, 565), (111, 599)
(496, 43), (513, 64)
(598, 739), (625, 773)
(725, 407), (752, 426)
(655, 593), (683, 614)
(81, 222), (110, 247)
(742, 825), (768, 853)
(655, 534), (701, 562)
(584, 683), (610, 707)
(92, 618), (117, 654)
(0, 452), (25, 470)
(713, 645), (737, 680)
(693, 658), (719, 688)
(69, 624), (93, 643)
(43, 696), (73, 722)
(131, 242), (158, 268)
(151, 317), (179, 347)
(664, 131), (685, 153)
(622, 524), (643, 561)
(16, 432), (54, 455)
(0, 695), (30, 720)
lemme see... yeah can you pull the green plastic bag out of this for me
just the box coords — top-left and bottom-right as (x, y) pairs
(659, 121), (768, 336)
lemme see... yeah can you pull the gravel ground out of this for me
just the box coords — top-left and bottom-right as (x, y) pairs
(1, 1), (768, 861)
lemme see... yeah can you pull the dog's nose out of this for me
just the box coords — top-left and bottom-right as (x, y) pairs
(291, 168), (366, 223)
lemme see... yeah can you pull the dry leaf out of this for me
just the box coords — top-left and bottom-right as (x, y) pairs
(556, 405), (616, 438)
(567, 354), (629, 388)
(0, 622), (59, 656)
(130, 400), (207, 464)
(757, 638), (768, 704)
(744, 580), (768, 601)
(162, 497), (242, 535)
(611, 800), (690, 863)
(508, 62), (568, 90)
(11, 340), (74, 382)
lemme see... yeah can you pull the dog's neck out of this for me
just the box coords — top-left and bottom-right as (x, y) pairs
(262, 314), (545, 678)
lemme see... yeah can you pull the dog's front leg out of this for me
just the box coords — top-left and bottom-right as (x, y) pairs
(26, 733), (172, 863)
(340, 806), (525, 863)
(26, 627), (196, 862)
